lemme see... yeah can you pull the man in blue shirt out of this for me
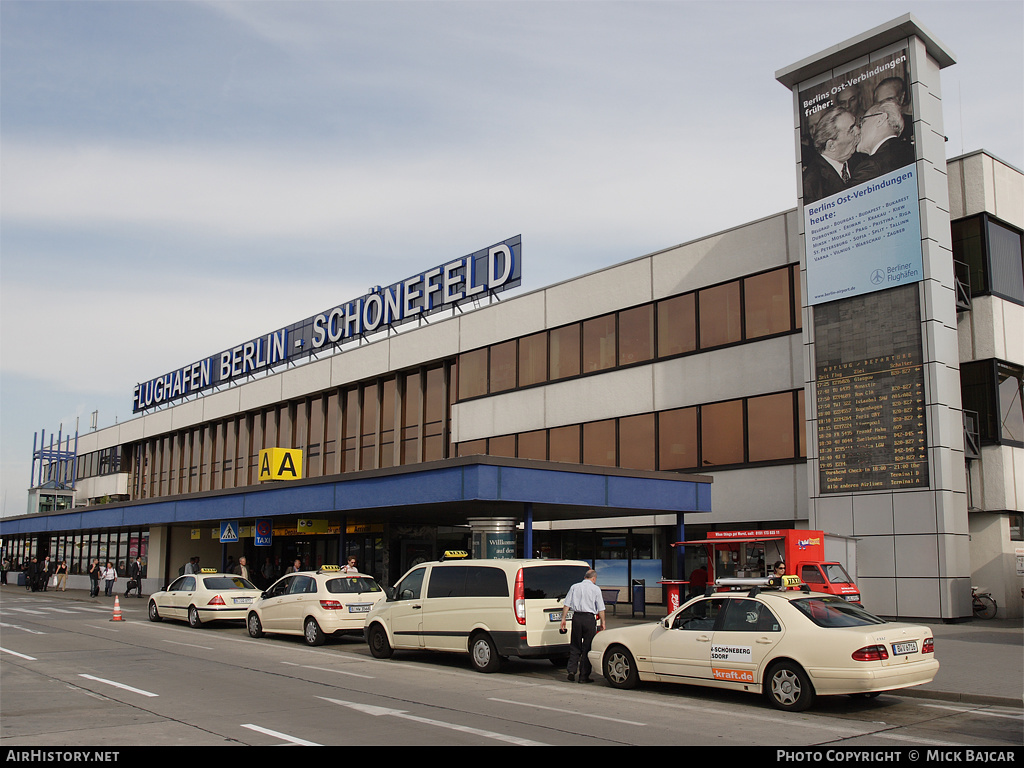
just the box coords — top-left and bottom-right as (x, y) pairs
(559, 569), (606, 683)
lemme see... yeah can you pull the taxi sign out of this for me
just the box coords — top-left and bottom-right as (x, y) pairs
(441, 550), (469, 561)
(319, 565), (341, 572)
(200, 568), (218, 574)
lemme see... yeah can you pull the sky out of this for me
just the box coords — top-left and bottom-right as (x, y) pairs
(1, 0), (1022, 518)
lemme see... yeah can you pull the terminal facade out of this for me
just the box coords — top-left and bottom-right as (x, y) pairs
(3, 19), (1021, 619)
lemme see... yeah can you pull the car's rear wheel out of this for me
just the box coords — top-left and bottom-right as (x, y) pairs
(304, 617), (326, 646)
(148, 601), (162, 622)
(604, 645), (639, 689)
(765, 661), (815, 712)
(188, 605), (202, 628)
(247, 612), (264, 638)
(469, 632), (501, 673)
(367, 623), (393, 659)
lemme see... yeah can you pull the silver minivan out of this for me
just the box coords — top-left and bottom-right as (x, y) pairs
(364, 557), (591, 672)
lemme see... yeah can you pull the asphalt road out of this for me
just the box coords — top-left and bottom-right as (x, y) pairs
(1, 591), (1020, 748)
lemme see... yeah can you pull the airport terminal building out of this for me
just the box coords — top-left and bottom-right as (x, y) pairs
(3, 18), (1021, 619)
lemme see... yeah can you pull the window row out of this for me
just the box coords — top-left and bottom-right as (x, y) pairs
(456, 390), (807, 471)
(457, 264), (801, 401)
(128, 362), (456, 500)
(4, 529), (149, 576)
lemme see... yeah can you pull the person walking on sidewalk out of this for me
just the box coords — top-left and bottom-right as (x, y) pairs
(88, 559), (101, 597)
(103, 561), (117, 597)
(559, 569), (607, 683)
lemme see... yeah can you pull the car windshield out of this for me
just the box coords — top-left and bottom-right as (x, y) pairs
(326, 577), (381, 594)
(202, 576), (257, 590)
(822, 563), (855, 584)
(791, 596), (888, 627)
(522, 565), (590, 600)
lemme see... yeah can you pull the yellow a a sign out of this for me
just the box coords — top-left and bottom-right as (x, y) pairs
(259, 448), (304, 482)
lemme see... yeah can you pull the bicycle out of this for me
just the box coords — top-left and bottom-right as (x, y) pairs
(972, 586), (997, 619)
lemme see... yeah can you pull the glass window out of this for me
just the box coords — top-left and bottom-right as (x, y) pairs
(488, 434), (515, 458)
(395, 567), (426, 600)
(619, 413), (655, 471)
(719, 598), (781, 632)
(701, 399), (744, 467)
(518, 332), (548, 387)
(342, 388), (359, 472)
(671, 597), (727, 630)
(583, 420), (616, 467)
(458, 348), (489, 400)
(962, 360), (1024, 446)
(517, 430), (547, 461)
(744, 267), (792, 339)
(988, 219), (1024, 303)
(489, 340), (517, 393)
(423, 366), (446, 462)
(747, 392), (796, 462)
(699, 281), (742, 348)
(549, 325), (581, 381)
(401, 372), (421, 465)
(657, 293), (697, 358)
(549, 425), (580, 464)
(658, 407), (698, 470)
(618, 305), (654, 366)
(380, 379), (396, 469)
(458, 439), (487, 457)
(998, 362), (1023, 443)
(583, 315), (617, 373)
(361, 383), (378, 469)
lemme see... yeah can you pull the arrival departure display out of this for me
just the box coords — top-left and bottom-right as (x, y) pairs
(814, 285), (929, 493)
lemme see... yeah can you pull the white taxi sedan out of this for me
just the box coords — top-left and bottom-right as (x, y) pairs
(589, 578), (938, 711)
(246, 566), (386, 646)
(148, 570), (263, 628)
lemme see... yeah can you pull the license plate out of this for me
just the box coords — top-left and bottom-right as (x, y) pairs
(892, 641), (918, 655)
(550, 610), (571, 622)
(233, 597), (253, 604)
(348, 604), (371, 613)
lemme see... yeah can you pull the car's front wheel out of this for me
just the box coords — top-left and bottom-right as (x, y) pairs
(765, 661), (815, 712)
(148, 601), (162, 622)
(603, 645), (639, 689)
(367, 623), (393, 659)
(247, 612), (264, 638)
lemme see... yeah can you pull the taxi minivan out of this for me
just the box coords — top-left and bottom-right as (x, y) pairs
(364, 555), (591, 672)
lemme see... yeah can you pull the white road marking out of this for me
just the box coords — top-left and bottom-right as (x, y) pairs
(78, 674), (158, 698)
(281, 661), (374, 679)
(240, 724), (321, 746)
(489, 696), (646, 726)
(919, 703), (1023, 720)
(161, 640), (215, 650)
(0, 622), (46, 635)
(318, 696), (549, 746)
(0, 646), (37, 660)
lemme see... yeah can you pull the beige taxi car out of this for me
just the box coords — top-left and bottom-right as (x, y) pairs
(589, 576), (939, 711)
(148, 569), (263, 627)
(246, 566), (386, 646)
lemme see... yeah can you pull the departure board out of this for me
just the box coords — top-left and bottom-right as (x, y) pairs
(814, 285), (929, 493)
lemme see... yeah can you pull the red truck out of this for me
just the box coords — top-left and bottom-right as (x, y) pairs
(677, 529), (861, 605)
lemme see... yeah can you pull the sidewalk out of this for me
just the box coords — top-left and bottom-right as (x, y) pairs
(4, 585), (1021, 708)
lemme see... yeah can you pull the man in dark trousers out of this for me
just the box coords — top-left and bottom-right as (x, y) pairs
(127, 556), (144, 598)
(558, 569), (607, 683)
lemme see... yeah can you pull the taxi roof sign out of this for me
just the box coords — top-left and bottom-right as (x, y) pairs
(200, 568), (218, 574)
(441, 550), (469, 561)
(319, 565), (341, 572)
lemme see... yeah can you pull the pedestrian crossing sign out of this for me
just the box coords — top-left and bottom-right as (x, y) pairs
(220, 521), (240, 543)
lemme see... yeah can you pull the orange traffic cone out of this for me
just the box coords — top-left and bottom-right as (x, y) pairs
(110, 596), (125, 622)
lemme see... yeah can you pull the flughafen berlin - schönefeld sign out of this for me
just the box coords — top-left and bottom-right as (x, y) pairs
(132, 236), (521, 413)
